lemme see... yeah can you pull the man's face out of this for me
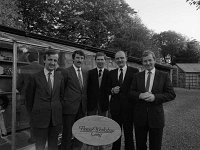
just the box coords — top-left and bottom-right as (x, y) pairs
(73, 53), (85, 68)
(44, 54), (59, 71)
(115, 51), (127, 68)
(96, 56), (106, 69)
(142, 54), (156, 71)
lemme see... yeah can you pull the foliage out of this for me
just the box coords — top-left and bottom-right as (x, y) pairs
(175, 39), (200, 63)
(17, 0), (135, 47)
(186, 0), (200, 9)
(107, 15), (154, 58)
(0, 0), (23, 29)
(16, 0), (156, 57)
(152, 31), (200, 64)
(152, 31), (186, 64)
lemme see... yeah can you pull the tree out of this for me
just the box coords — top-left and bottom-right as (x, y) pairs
(175, 39), (200, 63)
(0, 0), (23, 29)
(106, 15), (154, 58)
(17, 0), (137, 48)
(152, 31), (186, 64)
(186, 0), (200, 9)
(15, 0), (156, 57)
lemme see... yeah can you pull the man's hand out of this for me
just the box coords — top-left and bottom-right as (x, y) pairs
(111, 86), (120, 94)
(139, 92), (155, 102)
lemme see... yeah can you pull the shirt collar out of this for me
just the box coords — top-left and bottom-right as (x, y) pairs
(118, 65), (127, 72)
(97, 67), (104, 73)
(73, 64), (81, 71)
(44, 68), (54, 76)
(145, 67), (155, 75)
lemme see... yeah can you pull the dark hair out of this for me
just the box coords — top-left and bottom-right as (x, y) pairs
(95, 52), (106, 60)
(27, 52), (38, 62)
(72, 50), (85, 59)
(43, 48), (59, 60)
(142, 50), (156, 60)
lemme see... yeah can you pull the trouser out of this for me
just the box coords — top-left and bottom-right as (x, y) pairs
(134, 125), (163, 150)
(33, 124), (60, 150)
(61, 106), (84, 150)
(111, 112), (135, 150)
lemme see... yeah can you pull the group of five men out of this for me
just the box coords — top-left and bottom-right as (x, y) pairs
(18, 49), (176, 150)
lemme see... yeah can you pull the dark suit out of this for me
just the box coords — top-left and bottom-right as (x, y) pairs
(61, 66), (88, 150)
(87, 68), (110, 115)
(27, 70), (64, 150)
(17, 62), (43, 109)
(109, 66), (138, 150)
(130, 70), (176, 150)
(17, 62), (43, 142)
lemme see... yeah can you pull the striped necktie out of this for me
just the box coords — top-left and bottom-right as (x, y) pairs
(145, 71), (151, 92)
(48, 72), (52, 94)
(77, 68), (83, 88)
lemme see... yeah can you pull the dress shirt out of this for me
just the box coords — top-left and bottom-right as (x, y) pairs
(118, 65), (127, 81)
(145, 68), (155, 92)
(73, 64), (83, 85)
(44, 68), (54, 88)
(97, 68), (104, 87)
(97, 68), (104, 78)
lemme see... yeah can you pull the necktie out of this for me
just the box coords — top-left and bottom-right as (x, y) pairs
(98, 69), (102, 87)
(119, 68), (123, 86)
(48, 72), (52, 93)
(146, 71), (151, 92)
(77, 68), (83, 88)
(98, 69), (102, 77)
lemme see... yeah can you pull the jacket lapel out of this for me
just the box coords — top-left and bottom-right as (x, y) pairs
(140, 71), (146, 92)
(94, 68), (100, 88)
(101, 69), (107, 88)
(114, 69), (119, 85)
(38, 71), (51, 94)
(151, 70), (160, 93)
(82, 70), (87, 90)
(52, 71), (58, 95)
(71, 66), (82, 91)
(122, 67), (129, 85)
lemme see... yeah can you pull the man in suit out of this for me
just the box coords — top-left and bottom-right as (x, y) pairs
(27, 50), (64, 150)
(87, 52), (110, 117)
(130, 50), (176, 150)
(61, 50), (88, 150)
(109, 51), (138, 150)
(17, 51), (43, 143)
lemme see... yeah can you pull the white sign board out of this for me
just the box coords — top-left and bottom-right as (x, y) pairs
(72, 115), (121, 146)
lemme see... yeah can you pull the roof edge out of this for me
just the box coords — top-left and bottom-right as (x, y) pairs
(0, 25), (171, 70)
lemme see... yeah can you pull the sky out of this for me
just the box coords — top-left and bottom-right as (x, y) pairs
(125, 0), (200, 41)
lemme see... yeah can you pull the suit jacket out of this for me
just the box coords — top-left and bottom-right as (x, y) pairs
(87, 68), (110, 112)
(109, 66), (138, 115)
(17, 62), (43, 106)
(27, 70), (64, 128)
(130, 69), (176, 128)
(62, 66), (88, 115)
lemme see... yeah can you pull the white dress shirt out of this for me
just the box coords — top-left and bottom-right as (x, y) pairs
(73, 64), (83, 84)
(97, 68), (104, 77)
(97, 68), (104, 87)
(145, 68), (155, 92)
(44, 68), (54, 88)
(118, 65), (127, 81)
